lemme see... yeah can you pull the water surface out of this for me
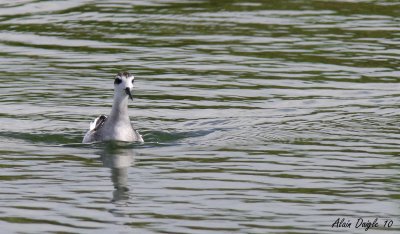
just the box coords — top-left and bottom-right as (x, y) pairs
(0, 0), (399, 233)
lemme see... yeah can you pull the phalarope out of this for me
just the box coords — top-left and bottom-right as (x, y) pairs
(82, 72), (143, 143)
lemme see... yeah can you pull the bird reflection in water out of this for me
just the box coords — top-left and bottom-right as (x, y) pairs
(98, 142), (136, 202)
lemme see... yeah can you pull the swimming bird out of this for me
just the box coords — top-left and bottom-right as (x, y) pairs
(82, 72), (144, 143)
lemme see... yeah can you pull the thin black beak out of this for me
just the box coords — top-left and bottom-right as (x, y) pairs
(125, 88), (133, 100)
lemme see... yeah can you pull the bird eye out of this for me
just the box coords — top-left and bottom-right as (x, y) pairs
(114, 78), (122, 84)
(131, 79), (135, 84)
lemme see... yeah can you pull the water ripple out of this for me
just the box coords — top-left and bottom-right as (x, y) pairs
(0, 0), (399, 233)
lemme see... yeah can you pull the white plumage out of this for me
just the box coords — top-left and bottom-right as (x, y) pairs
(82, 72), (143, 143)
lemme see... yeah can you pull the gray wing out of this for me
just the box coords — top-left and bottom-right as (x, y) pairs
(82, 115), (108, 143)
(93, 115), (107, 131)
(132, 127), (144, 143)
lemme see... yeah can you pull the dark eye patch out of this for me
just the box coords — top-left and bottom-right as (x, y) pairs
(114, 78), (122, 84)
(131, 79), (135, 84)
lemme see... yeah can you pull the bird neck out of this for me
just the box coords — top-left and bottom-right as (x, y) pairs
(109, 93), (130, 122)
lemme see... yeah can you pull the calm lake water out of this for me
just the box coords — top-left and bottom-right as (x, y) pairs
(1, 0), (399, 233)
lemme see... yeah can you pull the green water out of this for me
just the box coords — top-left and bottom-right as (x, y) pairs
(0, 0), (399, 233)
